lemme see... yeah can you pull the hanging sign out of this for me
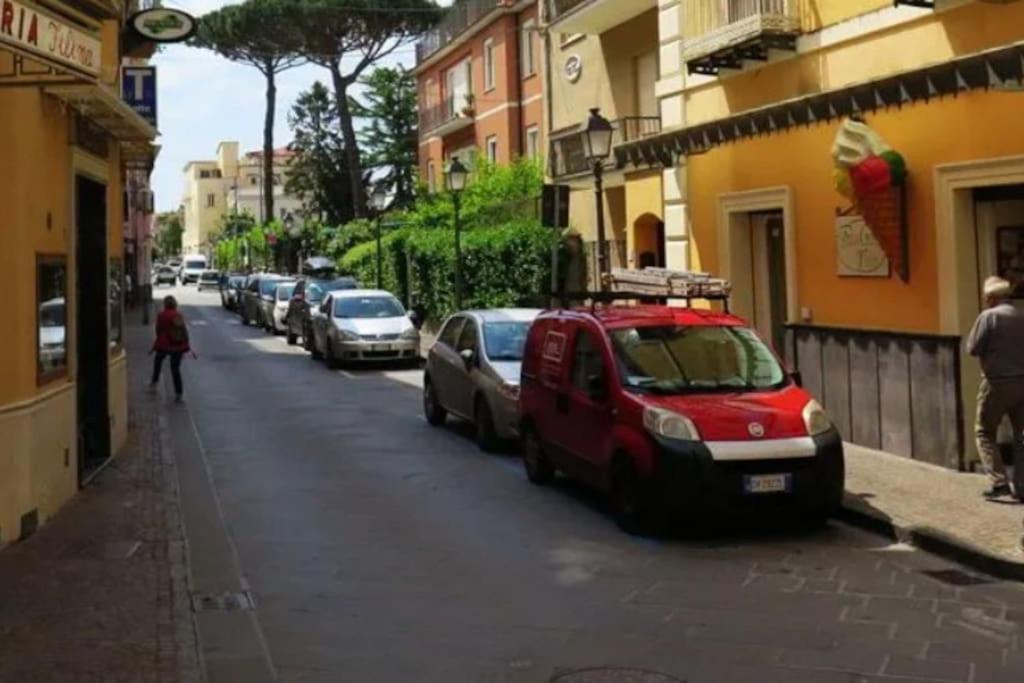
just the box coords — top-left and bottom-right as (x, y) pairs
(836, 214), (890, 277)
(0, 0), (101, 76)
(128, 8), (197, 44)
(121, 65), (157, 126)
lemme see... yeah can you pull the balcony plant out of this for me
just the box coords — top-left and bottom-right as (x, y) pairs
(461, 93), (475, 118)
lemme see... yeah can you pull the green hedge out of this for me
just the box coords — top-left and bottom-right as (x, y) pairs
(340, 219), (559, 322)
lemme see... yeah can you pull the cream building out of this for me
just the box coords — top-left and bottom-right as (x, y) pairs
(180, 141), (305, 256)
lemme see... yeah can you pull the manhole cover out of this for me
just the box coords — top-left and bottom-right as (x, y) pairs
(551, 669), (684, 683)
(920, 569), (993, 586)
(190, 591), (256, 613)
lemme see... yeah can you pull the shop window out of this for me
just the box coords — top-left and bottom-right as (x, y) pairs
(109, 258), (123, 349)
(37, 255), (68, 383)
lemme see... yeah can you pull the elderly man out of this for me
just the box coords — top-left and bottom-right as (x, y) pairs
(967, 276), (1024, 501)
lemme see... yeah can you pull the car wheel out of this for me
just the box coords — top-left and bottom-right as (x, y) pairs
(423, 377), (447, 427)
(611, 457), (654, 536)
(325, 339), (340, 369)
(521, 425), (554, 485)
(474, 398), (500, 453)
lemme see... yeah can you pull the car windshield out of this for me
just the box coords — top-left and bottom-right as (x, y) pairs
(260, 279), (283, 296)
(309, 278), (356, 302)
(229, 276), (246, 286)
(185, 259), (205, 269)
(40, 303), (64, 327)
(276, 284), (296, 301)
(483, 321), (531, 362)
(610, 325), (786, 393)
(334, 296), (405, 319)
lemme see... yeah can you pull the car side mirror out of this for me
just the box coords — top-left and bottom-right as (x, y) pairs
(459, 348), (476, 368)
(790, 370), (803, 388)
(587, 374), (607, 402)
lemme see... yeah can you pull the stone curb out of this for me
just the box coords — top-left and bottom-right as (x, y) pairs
(838, 496), (1024, 583)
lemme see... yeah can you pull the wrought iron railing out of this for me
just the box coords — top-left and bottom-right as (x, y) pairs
(416, 0), (507, 64)
(549, 116), (661, 177)
(683, 0), (801, 62)
(419, 95), (475, 134)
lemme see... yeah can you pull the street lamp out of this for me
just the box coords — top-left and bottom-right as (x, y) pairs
(446, 156), (469, 309)
(583, 107), (614, 288)
(369, 184), (389, 290)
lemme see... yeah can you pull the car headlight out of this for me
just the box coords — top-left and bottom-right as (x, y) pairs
(401, 327), (419, 340)
(802, 399), (832, 436)
(333, 325), (359, 341)
(497, 381), (520, 402)
(643, 407), (701, 442)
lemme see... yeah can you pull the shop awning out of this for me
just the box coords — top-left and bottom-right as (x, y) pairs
(616, 40), (1024, 171)
(44, 83), (157, 143)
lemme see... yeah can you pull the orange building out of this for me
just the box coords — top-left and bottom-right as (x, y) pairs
(415, 0), (543, 188)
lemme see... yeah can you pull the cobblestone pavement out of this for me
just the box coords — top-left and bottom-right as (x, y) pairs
(0, 321), (201, 683)
(845, 444), (1024, 570)
(170, 287), (1024, 683)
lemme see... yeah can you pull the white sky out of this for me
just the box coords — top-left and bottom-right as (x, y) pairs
(152, 0), (453, 212)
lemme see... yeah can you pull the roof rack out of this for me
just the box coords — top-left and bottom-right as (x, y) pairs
(556, 268), (732, 313)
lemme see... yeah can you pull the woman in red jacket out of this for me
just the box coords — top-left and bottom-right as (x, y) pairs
(151, 296), (195, 401)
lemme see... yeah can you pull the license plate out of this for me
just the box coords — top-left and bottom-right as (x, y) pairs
(371, 344), (391, 352)
(743, 473), (792, 494)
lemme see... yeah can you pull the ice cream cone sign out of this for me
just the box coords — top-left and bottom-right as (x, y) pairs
(831, 119), (909, 281)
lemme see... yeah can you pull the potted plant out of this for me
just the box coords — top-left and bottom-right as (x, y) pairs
(461, 93), (475, 117)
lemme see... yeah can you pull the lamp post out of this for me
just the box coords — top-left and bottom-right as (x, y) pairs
(369, 184), (389, 290)
(445, 156), (469, 309)
(582, 108), (614, 289)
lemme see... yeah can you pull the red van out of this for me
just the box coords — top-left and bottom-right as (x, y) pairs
(519, 303), (844, 533)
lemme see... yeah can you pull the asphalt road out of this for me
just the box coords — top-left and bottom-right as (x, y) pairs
(160, 286), (1024, 683)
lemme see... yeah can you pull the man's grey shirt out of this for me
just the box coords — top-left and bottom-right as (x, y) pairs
(967, 302), (1024, 380)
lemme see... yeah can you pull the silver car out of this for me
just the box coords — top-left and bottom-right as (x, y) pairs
(311, 289), (420, 368)
(423, 309), (541, 452)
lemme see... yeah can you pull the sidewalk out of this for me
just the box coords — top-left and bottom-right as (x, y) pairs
(842, 443), (1024, 580)
(0, 316), (201, 682)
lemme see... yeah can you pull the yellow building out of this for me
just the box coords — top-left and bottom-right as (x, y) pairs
(611, 0), (1024, 470)
(542, 0), (665, 281)
(0, 0), (156, 544)
(181, 142), (304, 257)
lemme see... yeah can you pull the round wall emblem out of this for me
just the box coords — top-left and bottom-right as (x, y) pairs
(564, 54), (582, 83)
(747, 422), (765, 438)
(129, 8), (198, 44)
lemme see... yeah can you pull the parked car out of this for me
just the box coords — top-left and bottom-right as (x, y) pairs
(197, 270), (221, 292)
(264, 281), (297, 334)
(153, 265), (177, 287)
(310, 289), (419, 368)
(423, 309), (541, 451)
(285, 275), (358, 347)
(517, 303), (845, 534)
(221, 274), (246, 310)
(240, 274), (286, 327)
(180, 254), (208, 284)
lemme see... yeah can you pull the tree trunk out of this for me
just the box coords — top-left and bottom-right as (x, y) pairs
(330, 65), (368, 219)
(263, 67), (277, 225)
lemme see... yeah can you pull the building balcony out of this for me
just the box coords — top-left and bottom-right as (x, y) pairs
(549, 116), (661, 178)
(416, 0), (512, 65)
(419, 96), (476, 138)
(684, 0), (802, 76)
(547, 0), (657, 35)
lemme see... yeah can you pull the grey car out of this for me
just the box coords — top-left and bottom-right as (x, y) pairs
(240, 274), (286, 327)
(423, 308), (541, 452)
(311, 289), (420, 368)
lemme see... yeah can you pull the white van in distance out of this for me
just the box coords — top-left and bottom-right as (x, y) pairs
(180, 254), (208, 285)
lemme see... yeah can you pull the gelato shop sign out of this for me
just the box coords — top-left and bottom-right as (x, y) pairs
(0, 0), (100, 77)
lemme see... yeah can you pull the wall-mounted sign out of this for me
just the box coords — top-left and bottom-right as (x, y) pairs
(836, 214), (890, 277)
(121, 65), (157, 126)
(128, 8), (197, 43)
(0, 0), (101, 76)
(564, 54), (582, 83)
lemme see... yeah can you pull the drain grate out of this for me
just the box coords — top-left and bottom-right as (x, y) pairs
(920, 569), (994, 586)
(190, 591), (257, 613)
(551, 669), (684, 683)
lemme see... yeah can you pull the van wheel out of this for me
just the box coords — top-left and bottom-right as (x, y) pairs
(474, 398), (499, 453)
(423, 377), (447, 427)
(522, 426), (554, 485)
(612, 457), (654, 536)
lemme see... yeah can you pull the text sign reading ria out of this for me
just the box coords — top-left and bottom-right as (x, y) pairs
(0, 0), (101, 77)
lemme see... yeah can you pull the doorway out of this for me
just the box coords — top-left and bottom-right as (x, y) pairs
(76, 175), (110, 479)
(750, 211), (788, 353)
(633, 213), (666, 269)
